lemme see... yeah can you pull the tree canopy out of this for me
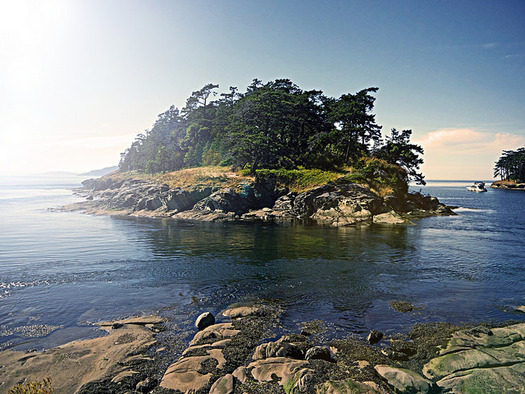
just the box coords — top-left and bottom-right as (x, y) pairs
(494, 148), (525, 181)
(119, 78), (425, 183)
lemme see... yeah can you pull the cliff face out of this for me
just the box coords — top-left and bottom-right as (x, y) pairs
(65, 176), (455, 226)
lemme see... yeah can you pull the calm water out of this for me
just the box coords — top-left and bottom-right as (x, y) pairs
(1, 176), (524, 350)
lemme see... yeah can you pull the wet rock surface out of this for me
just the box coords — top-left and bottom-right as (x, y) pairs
(1, 309), (524, 393)
(423, 323), (525, 393)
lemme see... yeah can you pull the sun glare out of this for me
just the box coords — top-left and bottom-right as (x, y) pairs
(0, 0), (67, 92)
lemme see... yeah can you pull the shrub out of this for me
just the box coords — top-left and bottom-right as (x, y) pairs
(254, 168), (343, 192)
(8, 378), (54, 394)
(343, 157), (408, 196)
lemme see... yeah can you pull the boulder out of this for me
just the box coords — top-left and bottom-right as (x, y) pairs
(373, 211), (405, 224)
(160, 354), (216, 392)
(190, 322), (240, 346)
(366, 330), (384, 345)
(247, 357), (312, 389)
(422, 323), (525, 392)
(222, 305), (264, 319)
(436, 362), (525, 393)
(316, 379), (383, 393)
(232, 366), (250, 384)
(135, 377), (155, 393)
(209, 373), (235, 394)
(375, 365), (434, 393)
(272, 192), (296, 212)
(292, 182), (383, 226)
(252, 341), (304, 360)
(305, 346), (336, 362)
(192, 183), (283, 215)
(195, 312), (215, 331)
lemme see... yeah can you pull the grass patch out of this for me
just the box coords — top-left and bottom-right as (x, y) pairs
(341, 158), (409, 197)
(96, 167), (254, 191)
(251, 168), (344, 193)
(98, 160), (409, 197)
(155, 166), (254, 189)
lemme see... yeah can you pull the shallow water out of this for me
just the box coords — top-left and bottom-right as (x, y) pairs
(1, 176), (524, 350)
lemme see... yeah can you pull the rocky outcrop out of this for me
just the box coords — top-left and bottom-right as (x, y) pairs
(491, 180), (525, 190)
(291, 181), (384, 226)
(0, 316), (164, 394)
(4, 306), (523, 393)
(156, 307), (525, 393)
(65, 174), (455, 226)
(423, 323), (525, 392)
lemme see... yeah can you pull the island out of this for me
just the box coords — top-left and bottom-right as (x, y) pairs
(491, 148), (525, 190)
(63, 79), (454, 224)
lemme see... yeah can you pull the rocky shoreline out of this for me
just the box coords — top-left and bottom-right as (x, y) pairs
(2, 305), (525, 393)
(60, 175), (455, 226)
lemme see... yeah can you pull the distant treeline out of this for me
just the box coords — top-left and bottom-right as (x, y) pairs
(494, 148), (525, 182)
(119, 79), (425, 183)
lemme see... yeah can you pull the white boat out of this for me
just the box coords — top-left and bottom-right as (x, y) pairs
(467, 181), (487, 192)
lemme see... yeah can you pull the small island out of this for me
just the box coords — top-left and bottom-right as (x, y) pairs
(492, 148), (525, 190)
(65, 79), (454, 224)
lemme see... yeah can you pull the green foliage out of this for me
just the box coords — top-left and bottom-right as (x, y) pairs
(8, 378), (54, 394)
(253, 168), (343, 192)
(494, 147), (525, 181)
(343, 157), (408, 195)
(202, 149), (222, 166)
(374, 128), (425, 185)
(118, 78), (424, 191)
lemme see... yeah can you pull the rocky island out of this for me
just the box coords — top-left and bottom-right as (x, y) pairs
(61, 166), (454, 227)
(491, 180), (525, 190)
(58, 79), (457, 226)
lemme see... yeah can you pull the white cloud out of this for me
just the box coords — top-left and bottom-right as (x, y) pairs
(414, 128), (525, 180)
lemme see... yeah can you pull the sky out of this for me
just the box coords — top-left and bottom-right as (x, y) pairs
(1, 0), (524, 179)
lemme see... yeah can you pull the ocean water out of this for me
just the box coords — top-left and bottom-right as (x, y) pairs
(1, 176), (524, 350)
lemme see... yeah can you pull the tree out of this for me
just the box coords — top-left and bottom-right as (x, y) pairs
(375, 128), (425, 185)
(118, 78), (424, 183)
(180, 84), (220, 167)
(494, 148), (525, 181)
(325, 88), (382, 164)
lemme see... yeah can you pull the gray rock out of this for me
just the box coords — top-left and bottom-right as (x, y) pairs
(253, 341), (304, 360)
(305, 346), (336, 362)
(423, 323), (525, 392)
(375, 365), (434, 393)
(195, 312), (215, 331)
(292, 182), (383, 226)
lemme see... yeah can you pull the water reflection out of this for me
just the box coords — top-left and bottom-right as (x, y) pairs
(109, 217), (426, 333)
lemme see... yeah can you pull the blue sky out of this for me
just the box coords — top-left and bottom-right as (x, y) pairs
(1, 0), (524, 179)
